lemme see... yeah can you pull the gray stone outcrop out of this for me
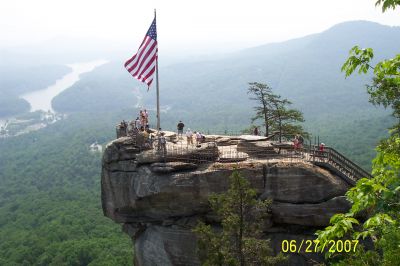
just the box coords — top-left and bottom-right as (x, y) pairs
(101, 137), (352, 266)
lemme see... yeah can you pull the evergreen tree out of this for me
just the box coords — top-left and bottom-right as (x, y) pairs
(248, 82), (277, 137)
(193, 170), (286, 266)
(270, 99), (307, 142)
(247, 82), (307, 140)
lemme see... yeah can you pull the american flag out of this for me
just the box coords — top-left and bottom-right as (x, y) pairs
(125, 18), (158, 88)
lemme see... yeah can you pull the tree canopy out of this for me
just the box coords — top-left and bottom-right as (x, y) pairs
(247, 82), (307, 139)
(193, 170), (286, 266)
(316, 1), (400, 264)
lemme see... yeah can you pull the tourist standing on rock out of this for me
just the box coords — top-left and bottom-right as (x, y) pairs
(159, 132), (167, 155)
(177, 121), (185, 139)
(129, 120), (135, 131)
(140, 110), (146, 127)
(122, 120), (128, 135)
(253, 127), (259, 136)
(134, 117), (140, 129)
(156, 129), (162, 150)
(298, 134), (304, 149)
(293, 135), (299, 152)
(144, 109), (149, 126)
(319, 142), (325, 159)
(142, 129), (151, 149)
(195, 131), (202, 147)
(149, 134), (155, 149)
(186, 129), (193, 146)
(319, 143), (325, 152)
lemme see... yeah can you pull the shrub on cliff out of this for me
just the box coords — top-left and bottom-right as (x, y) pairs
(193, 170), (286, 266)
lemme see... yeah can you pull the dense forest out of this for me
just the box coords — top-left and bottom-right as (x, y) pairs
(0, 107), (391, 265)
(0, 112), (133, 265)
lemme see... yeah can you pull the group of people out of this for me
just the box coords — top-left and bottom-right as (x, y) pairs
(132, 109), (150, 130)
(293, 134), (304, 150)
(117, 109), (150, 135)
(186, 129), (206, 146)
(176, 121), (206, 147)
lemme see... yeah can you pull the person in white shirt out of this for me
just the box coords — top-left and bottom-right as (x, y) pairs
(159, 132), (167, 155)
(186, 129), (193, 146)
(195, 131), (202, 146)
(134, 117), (140, 128)
(143, 109), (149, 125)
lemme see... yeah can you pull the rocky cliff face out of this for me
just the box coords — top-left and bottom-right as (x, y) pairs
(101, 136), (352, 265)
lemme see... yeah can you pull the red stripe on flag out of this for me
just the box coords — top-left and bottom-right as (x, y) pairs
(125, 37), (153, 70)
(138, 54), (157, 81)
(131, 42), (157, 76)
(125, 17), (157, 88)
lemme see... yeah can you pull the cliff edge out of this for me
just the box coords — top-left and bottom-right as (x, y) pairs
(101, 135), (352, 265)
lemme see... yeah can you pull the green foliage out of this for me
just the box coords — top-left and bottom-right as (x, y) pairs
(342, 47), (400, 126)
(247, 82), (307, 139)
(248, 82), (277, 136)
(375, 0), (400, 11)
(341, 46), (374, 77)
(316, 135), (400, 263)
(316, 1), (400, 262)
(0, 94), (30, 117)
(0, 112), (134, 265)
(193, 170), (286, 266)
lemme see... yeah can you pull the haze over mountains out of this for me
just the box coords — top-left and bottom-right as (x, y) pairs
(0, 20), (398, 166)
(49, 20), (398, 167)
(51, 20), (397, 117)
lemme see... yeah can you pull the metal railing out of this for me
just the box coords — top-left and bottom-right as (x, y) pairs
(149, 142), (371, 182)
(320, 147), (372, 179)
(118, 127), (371, 183)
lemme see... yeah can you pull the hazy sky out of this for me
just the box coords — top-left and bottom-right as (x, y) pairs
(1, 0), (399, 54)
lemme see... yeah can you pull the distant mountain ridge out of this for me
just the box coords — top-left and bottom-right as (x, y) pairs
(51, 20), (398, 168)
(52, 20), (400, 116)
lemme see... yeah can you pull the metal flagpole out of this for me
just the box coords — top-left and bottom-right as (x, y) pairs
(155, 9), (161, 131)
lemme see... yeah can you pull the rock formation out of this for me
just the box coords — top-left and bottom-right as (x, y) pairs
(102, 136), (353, 265)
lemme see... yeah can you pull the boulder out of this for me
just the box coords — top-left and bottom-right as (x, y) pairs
(136, 143), (219, 164)
(135, 225), (200, 266)
(238, 135), (269, 141)
(101, 137), (353, 266)
(271, 196), (351, 226)
(162, 130), (178, 142)
(150, 162), (198, 173)
(261, 163), (349, 203)
(215, 137), (233, 146)
(103, 137), (140, 163)
(237, 140), (278, 158)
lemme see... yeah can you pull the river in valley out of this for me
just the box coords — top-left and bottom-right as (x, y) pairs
(1, 59), (107, 136)
(20, 59), (108, 112)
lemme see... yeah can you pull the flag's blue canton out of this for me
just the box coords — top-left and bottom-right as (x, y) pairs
(147, 19), (157, 41)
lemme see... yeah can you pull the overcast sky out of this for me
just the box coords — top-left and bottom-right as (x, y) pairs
(1, 0), (399, 54)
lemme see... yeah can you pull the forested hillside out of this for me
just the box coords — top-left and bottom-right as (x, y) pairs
(0, 112), (134, 265)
